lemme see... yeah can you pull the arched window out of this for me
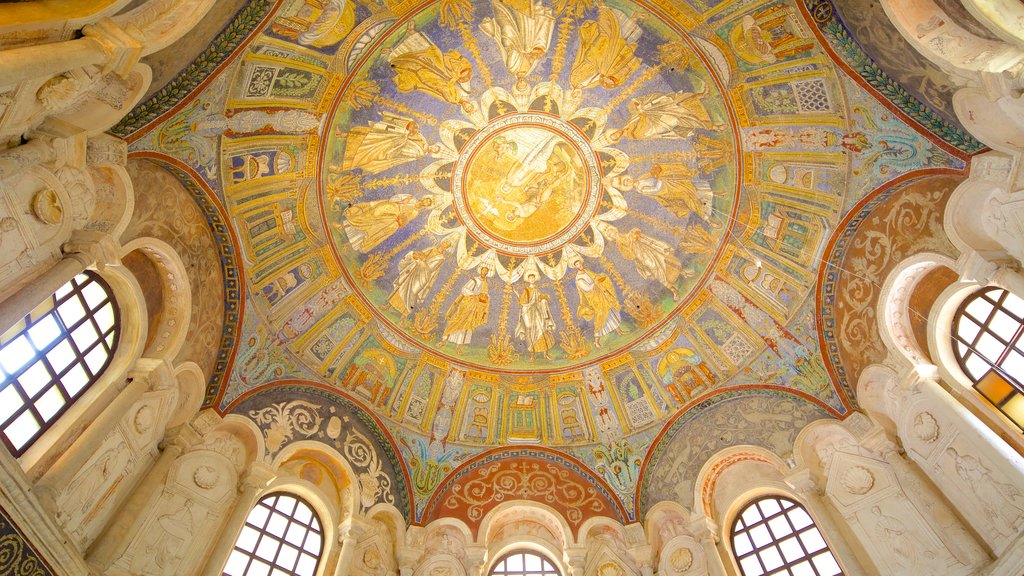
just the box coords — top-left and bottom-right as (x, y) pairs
(731, 496), (842, 576)
(0, 272), (119, 455)
(223, 493), (323, 576)
(953, 286), (1024, 429)
(489, 551), (560, 576)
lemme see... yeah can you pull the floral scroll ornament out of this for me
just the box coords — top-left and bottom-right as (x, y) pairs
(344, 428), (394, 510)
(249, 400), (323, 453)
(443, 460), (606, 527)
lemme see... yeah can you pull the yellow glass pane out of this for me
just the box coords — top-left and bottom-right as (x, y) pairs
(977, 371), (1014, 403)
(1001, 393), (1024, 429)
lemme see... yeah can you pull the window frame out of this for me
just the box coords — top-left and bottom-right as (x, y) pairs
(0, 271), (120, 456)
(222, 491), (325, 576)
(730, 495), (843, 576)
(951, 286), (1024, 430)
(488, 550), (561, 576)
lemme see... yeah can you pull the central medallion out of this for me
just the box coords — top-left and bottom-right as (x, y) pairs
(452, 114), (603, 256)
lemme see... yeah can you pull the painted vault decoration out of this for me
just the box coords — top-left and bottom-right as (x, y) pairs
(128, 0), (970, 524)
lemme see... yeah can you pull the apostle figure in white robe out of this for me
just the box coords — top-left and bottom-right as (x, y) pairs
(616, 89), (719, 140)
(387, 239), (452, 322)
(613, 227), (683, 301)
(573, 259), (622, 347)
(341, 114), (432, 175)
(481, 0), (555, 91)
(515, 272), (556, 360)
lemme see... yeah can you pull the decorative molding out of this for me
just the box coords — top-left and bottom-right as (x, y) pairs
(800, 0), (984, 154)
(111, 0), (280, 138)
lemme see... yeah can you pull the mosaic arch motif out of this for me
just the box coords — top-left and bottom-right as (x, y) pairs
(130, 0), (970, 522)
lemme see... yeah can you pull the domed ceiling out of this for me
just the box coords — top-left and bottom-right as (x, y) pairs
(125, 0), (970, 525)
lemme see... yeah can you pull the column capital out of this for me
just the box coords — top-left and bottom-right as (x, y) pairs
(80, 18), (143, 78)
(784, 468), (822, 498)
(62, 230), (122, 270)
(240, 462), (276, 492)
(338, 516), (373, 542)
(687, 514), (719, 544)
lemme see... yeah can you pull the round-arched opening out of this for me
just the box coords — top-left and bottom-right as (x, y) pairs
(488, 550), (561, 576)
(730, 496), (842, 576)
(222, 492), (324, 576)
(0, 271), (119, 455)
(952, 286), (1024, 429)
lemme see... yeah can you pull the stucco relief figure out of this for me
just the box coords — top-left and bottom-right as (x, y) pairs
(441, 267), (490, 353)
(132, 499), (196, 575)
(59, 440), (130, 526)
(867, 505), (918, 571)
(573, 259), (622, 347)
(636, 163), (713, 220)
(615, 89), (720, 140)
(338, 194), (433, 253)
(611, 227), (684, 301)
(388, 240), (453, 322)
(388, 24), (473, 110)
(515, 272), (556, 360)
(341, 114), (436, 175)
(570, 7), (642, 90)
(481, 0), (556, 91)
(946, 446), (1024, 534)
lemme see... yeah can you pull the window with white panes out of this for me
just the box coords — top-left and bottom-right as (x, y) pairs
(0, 272), (119, 455)
(731, 496), (843, 576)
(952, 286), (1024, 429)
(222, 493), (324, 576)
(489, 551), (560, 576)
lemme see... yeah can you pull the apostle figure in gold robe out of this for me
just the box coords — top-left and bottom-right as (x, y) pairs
(515, 271), (556, 360)
(612, 227), (684, 301)
(387, 239), (452, 323)
(441, 267), (490, 353)
(616, 89), (720, 140)
(481, 0), (555, 91)
(570, 6), (642, 90)
(341, 114), (433, 175)
(636, 163), (714, 220)
(388, 24), (473, 109)
(573, 259), (622, 347)
(338, 194), (433, 253)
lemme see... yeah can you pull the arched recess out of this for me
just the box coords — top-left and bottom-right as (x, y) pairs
(125, 153), (243, 406)
(479, 503), (574, 576)
(120, 237), (192, 362)
(227, 381), (413, 522)
(271, 440), (358, 526)
(877, 252), (960, 369)
(638, 389), (832, 519)
(411, 519), (474, 576)
(18, 263), (146, 473)
(575, 519), (640, 576)
(645, 502), (706, 576)
(962, 0), (1024, 48)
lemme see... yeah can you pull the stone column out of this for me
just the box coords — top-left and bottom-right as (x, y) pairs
(0, 19), (141, 88)
(563, 547), (586, 576)
(201, 463), (276, 576)
(464, 546), (488, 576)
(86, 434), (188, 570)
(0, 251), (91, 334)
(688, 515), (727, 576)
(786, 469), (870, 576)
(333, 518), (370, 576)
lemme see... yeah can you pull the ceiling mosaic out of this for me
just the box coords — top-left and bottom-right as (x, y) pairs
(129, 0), (971, 523)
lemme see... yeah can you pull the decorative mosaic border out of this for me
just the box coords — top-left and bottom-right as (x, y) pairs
(132, 153), (244, 406)
(801, 0), (984, 154)
(0, 504), (55, 576)
(111, 0), (278, 138)
(815, 170), (957, 404)
(229, 383), (413, 521)
(421, 446), (628, 527)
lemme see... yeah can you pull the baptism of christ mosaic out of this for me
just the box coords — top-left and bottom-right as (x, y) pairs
(323, 2), (737, 370)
